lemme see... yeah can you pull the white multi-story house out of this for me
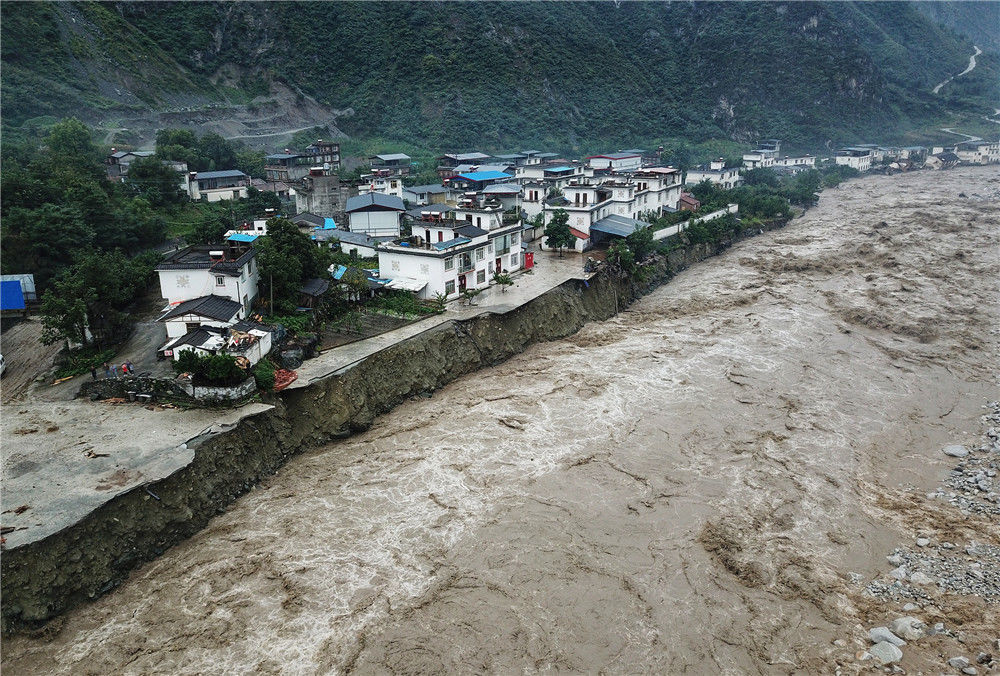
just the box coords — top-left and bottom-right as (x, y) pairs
(345, 193), (406, 237)
(540, 168), (682, 252)
(955, 139), (1000, 165)
(154, 243), (260, 342)
(188, 170), (250, 202)
(742, 139), (782, 170)
(774, 155), (816, 168)
(378, 196), (523, 300)
(586, 152), (643, 172)
(834, 147), (873, 172)
(686, 160), (742, 189)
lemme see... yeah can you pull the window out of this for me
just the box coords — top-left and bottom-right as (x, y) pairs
(215, 275), (225, 286)
(488, 242), (493, 253)
(510, 254), (518, 267)
(476, 247), (485, 261)
(445, 280), (455, 295)
(477, 270), (486, 284)
(444, 257), (454, 271)
(511, 233), (519, 245)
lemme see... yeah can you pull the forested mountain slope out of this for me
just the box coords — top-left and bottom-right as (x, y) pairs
(2, 1), (996, 151)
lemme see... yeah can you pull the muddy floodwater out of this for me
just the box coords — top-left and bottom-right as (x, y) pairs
(5, 167), (999, 674)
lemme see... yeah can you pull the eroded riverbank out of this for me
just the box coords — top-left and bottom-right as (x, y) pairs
(4, 167), (998, 673)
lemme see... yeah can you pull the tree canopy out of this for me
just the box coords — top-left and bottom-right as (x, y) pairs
(543, 209), (576, 256)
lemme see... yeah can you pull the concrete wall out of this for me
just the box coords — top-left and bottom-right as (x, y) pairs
(1, 216), (790, 633)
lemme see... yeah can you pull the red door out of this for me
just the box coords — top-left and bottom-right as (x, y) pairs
(496, 257), (503, 273)
(525, 252), (534, 269)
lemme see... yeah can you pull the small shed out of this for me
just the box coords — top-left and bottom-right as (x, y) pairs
(0, 279), (28, 317)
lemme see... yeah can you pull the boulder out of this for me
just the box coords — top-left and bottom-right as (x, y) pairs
(943, 444), (969, 458)
(870, 641), (903, 664)
(869, 627), (906, 647)
(890, 616), (926, 641)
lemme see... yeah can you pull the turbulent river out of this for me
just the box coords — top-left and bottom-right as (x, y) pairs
(5, 167), (999, 674)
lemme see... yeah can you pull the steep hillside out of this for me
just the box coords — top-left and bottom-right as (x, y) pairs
(2, 1), (995, 151)
(915, 1), (1000, 54)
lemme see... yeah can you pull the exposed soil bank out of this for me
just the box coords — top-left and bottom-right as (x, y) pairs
(0, 223), (774, 634)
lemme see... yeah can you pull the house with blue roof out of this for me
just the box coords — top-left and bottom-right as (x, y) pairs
(443, 170), (514, 192)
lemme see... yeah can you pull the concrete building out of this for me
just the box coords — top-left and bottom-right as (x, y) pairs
(188, 170), (250, 202)
(303, 139), (341, 171)
(370, 153), (412, 176)
(155, 242), (259, 318)
(345, 192), (406, 238)
(586, 152), (643, 172)
(402, 183), (450, 205)
(955, 139), (1000, 165)
(686, 160), (742, 189)
(295, 169), (349, 219)
(834, 147), (873, 172)
(540, 167), (682, 252)
(378, 193), (523, 300)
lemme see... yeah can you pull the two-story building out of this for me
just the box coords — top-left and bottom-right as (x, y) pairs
(345, 192), (406, 237)
(834, 147), (873, 172)
(378, 195), (523, 300)
(686, 160), (742, 189)
(264, 153), (313, 183)
(370, 153), (412, 176)
(586, 152), (643, 172)
(540, 167), (681, 251)
(154, 242), (261, 362)
(188, 170), (250, 202)
(955, 139), (1000, 165)
(436, 152), (492, 180)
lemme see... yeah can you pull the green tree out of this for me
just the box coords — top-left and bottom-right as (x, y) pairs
(543, 209), (575, 256)
(625, 225), (655, 261)
(492, 271), (513, 293)
(125, 155), (186, 207)
(256, 217), (330, 312)
(39, 250), (159, 347)
(607, 239), (635, 274)
(741, 167), (780, 188)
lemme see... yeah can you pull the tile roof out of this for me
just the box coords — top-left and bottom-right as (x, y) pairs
(345, 192), (406, 212)
(291, 213), (325, 228)
(455, 224), (488, 238)
(160, 295), (243, 322)
(194, 170), (248, 180)
(155, 246), (255, 276)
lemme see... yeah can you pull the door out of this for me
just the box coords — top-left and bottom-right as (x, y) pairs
(459, 274), (467, 292)
(525, 252), (534, 269)
(496, 257), (503, 273)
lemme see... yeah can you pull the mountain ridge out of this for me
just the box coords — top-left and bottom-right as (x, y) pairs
(3, 1), (996, 152)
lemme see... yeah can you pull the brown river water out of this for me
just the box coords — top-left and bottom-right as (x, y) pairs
(5, 167), (999, 674)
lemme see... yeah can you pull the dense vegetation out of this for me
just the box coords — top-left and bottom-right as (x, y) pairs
(3, 2), (996, 153)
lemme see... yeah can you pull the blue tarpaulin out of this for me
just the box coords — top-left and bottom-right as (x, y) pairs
(0, 280), (26, 310)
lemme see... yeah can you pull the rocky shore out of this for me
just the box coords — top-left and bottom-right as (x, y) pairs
(842, 402), (1000, 673)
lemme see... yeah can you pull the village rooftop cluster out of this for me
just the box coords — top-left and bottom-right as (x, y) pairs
(8, 134), (993, 374)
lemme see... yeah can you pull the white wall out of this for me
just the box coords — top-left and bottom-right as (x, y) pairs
(157, 260), (258, 313)
(835, 154), (872, 171)
(348, 210), (401, 237)
(164, 316), (234, 339)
